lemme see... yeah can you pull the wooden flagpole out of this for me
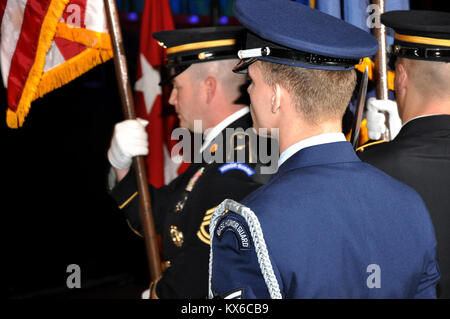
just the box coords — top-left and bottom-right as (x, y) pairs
(103, 0), (162, 282)
(372, 0), (391, 141)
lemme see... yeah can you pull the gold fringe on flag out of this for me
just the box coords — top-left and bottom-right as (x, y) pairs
(37, 47), (113, 99)
(355, 57), (395, 91)
(346, 118), (370, 146)
(7, 0), (71, 128)
(6, 3), (113, 128)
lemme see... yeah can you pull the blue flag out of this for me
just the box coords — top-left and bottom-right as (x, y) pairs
(295, 0), (311, 6)
(316, 0), (342, 19)
(314, 0), (410, 36)
(343, 0), (370, 32)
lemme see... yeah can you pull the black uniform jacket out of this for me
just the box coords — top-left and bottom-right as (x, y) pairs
(111, 112), (274, 298)
(358, 115), (450, 298)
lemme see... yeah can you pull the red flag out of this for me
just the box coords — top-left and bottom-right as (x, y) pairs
(134, 0), (188, 187)
(1, 0), (113, 128)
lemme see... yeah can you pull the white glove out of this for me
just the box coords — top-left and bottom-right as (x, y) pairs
(141, 288), (150, 299)
(107, 118), (149, 170)
(366, 97), (402, 141)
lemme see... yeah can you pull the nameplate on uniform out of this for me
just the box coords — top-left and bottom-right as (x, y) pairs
(218, 162), (254, 176)
(215, 216), (251, 250)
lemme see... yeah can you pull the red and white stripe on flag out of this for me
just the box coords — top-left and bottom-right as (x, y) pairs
(0, 0), (113, 128)
(135, 0), (189, 187)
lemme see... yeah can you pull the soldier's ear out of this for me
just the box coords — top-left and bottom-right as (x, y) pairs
(271, 83), (281, 114)
(205, 76), (217, 104)
(395, 62), (407, 92)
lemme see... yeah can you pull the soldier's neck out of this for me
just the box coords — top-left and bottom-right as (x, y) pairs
(278, 119), (342, 154)
(400, 95), (450, 124)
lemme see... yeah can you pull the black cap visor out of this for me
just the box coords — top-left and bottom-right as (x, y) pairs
(232, 57), (257, 74)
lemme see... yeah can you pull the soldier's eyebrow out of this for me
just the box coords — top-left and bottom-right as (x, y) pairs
(172, 77), (181, 88)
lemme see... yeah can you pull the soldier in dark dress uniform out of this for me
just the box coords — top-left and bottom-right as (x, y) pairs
(358, 10), (450, 298)
(107, 27), (277, 298)
(209, 0), (440, 299)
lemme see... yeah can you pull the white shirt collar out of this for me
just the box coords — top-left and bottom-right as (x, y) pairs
(199, 107), (250, 153)
(278, 132), (347, 167)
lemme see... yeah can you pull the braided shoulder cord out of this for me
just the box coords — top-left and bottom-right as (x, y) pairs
(208, 199), (282, 299)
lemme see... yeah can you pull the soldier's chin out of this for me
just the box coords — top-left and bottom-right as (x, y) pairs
(178, 118), (188, 129)
(179, 119), (197, 133)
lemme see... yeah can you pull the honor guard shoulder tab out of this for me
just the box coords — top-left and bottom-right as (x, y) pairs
(208, 199), (282, 299)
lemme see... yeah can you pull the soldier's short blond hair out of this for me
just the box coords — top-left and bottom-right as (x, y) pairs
(258, 61), (356, 124)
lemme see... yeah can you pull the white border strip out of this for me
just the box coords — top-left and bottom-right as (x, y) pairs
(237, 48), (263, 59)
(208, 199), (282, 299)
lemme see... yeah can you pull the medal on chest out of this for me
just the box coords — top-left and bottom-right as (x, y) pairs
(174, 167), (205, 214)
(170, 167), (206, 248)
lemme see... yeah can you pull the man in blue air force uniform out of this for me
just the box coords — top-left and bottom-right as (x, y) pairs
(209, 0), (440, 299)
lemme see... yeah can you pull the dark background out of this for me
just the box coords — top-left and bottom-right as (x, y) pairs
(3, 0), (448, 299)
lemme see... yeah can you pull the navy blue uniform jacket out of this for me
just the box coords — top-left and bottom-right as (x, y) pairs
(359, 115), (450, 298)
(210, 141), (440, 298)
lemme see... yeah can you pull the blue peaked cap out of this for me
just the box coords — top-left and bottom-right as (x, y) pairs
(233, 0), (379, 72)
